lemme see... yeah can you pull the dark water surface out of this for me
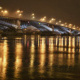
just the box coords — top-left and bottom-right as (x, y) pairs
(0, 35), (80, 80)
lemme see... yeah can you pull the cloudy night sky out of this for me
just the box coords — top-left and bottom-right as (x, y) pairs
(0, 0), (80, 26)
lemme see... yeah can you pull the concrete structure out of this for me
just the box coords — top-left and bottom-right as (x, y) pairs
(0, 16), (80, 35)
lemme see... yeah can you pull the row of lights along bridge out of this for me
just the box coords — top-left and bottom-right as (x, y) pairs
(0, 6), (80, 30)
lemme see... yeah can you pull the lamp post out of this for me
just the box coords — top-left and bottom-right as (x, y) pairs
(49, 18), (56, 24)
(1, 10), (8, 16)
(31, 13), (35, 20)
(40, 16), (47, 22)
(59, 20), (62, 25)
(16, 10), (23, 18)
(0, 6), (2, 16)
(69, 24), (73, 29)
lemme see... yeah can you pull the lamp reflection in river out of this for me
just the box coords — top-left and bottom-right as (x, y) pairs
(56, 36), (58, 46)
(24, 35), (27, 46)
(65, 37), (67, 46)
(68, 37), (72, 53)
(49, 37), (54, 53)
(30, 36), (35, 67)
(67, 54), (75, 67)
(39, 37), (46, 74)
(38, 35), (40, 47)
(40, 38), (46, 53)
(59, 37), (63, 47)
(49, 54), (54, 66)
(69, 36), (71, 47)
(29, 36), (35, 78)
(0, 40), (8, 79)
(72, 37), (75, 47)
(58, 54), (64, 65)
(15, 42), (22, 78)
(48, 53), (54, 77)
(59, 37), (63, 52)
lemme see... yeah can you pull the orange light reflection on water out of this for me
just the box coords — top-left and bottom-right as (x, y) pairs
(15, 42), (22, 78)
(0, 40), (8, 79)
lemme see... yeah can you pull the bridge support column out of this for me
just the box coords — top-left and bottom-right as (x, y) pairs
(17, 20), (21, 29)
(52, 25), (54, 31)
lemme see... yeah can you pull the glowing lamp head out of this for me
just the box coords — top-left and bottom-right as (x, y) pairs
(59, 20), (61, 23)
(17, 10), (20, 13)
(56, 22), (58, 25)
(32, 13), (34, 16)
(19, 13), (22, 17)
(51, 18), (55, 21)
(32, 16), (35, 19)
(21, 11), (23, 13)
(1, 10), (3, 13)
(49, 20), (52, 23)
(4, 10), (8, 13)
(44, 16), (46, 19)
(0, 6), (2, 9)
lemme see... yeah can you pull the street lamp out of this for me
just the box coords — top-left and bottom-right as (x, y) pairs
(0, 6), (2, 16)
(16, 10), (23, 18)
(73, 25), (76, 29)
(58, 20), (62, 25)
(0, 6), (2, 10)
(16, 10), (20, 13)
(69, 24), (72, 28)
(32, 13), (34, 16)
(64, 22), (67, 27)
(31, 13), (35, 20)
(32, 16), (35, 19)
(40, 16), (47, 22)
(49, 18), (56, 23)
(1, 10), (8, 16)
(44, 16), (46, 19)
(56, 22), (58, 25)
(19, 13), (22, 16)
(4, 10), (8, 14)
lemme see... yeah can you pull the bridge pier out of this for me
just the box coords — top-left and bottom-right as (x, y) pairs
(17, 20), (21, 29)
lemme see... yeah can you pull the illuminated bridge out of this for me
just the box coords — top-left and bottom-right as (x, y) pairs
(0, 16), (80, 35)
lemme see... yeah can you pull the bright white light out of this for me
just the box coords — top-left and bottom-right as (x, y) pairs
(17, 10), (20, 13)
(59, 20), (61, 23)
(32, 16), (35, 19)
(32, 13), (34, 16)
(42, 16), (46, 19)
(0, 6), (2, 9)
(4, 10), (8, 13)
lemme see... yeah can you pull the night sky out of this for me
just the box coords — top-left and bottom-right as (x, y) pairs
(0, 0), (80, 26)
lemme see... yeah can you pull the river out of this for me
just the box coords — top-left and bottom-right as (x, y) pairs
(0, 35), (80, 80)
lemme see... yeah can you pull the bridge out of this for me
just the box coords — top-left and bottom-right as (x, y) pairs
(0, 16), (80, 35)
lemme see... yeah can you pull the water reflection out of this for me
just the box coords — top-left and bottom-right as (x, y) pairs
(15, 39), (23, 78)
(39, 37), (46, 74)
(0, 36), (80, 79)
(29, 36), (35, 76)
(0, 39), (8, 79)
